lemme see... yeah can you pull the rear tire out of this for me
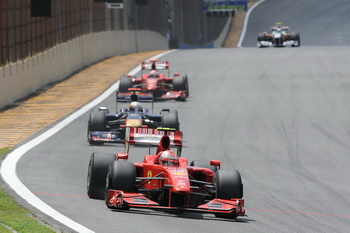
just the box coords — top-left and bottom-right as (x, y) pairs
(161, 111), (180, 130)
(119, 77), (133, 92)
(87, 152), (116, 200)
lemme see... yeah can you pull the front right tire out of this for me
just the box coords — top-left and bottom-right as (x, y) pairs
(87, 152), (116, 200)
(105, 161), (137, 208)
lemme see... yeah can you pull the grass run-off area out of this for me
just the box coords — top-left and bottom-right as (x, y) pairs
(0, 147), (56, 233)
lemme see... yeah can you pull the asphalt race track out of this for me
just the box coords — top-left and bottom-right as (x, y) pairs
(15, 0), (350, 232)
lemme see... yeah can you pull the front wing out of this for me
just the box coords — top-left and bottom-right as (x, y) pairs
(157, 91), (187, 101)
(117, 90), (186, 102)
(257, 40), (298, 47)
(107, 190), (245, 216)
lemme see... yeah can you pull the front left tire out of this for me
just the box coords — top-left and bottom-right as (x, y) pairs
(214, 169), (243, 219)
(161, 111), (180, 130)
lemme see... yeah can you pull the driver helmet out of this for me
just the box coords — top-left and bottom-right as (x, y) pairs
(149, 70), (159, 78)
(276, 27), (282, 32)
(159, 150), (179, 166)
(129, 101), (142, 113)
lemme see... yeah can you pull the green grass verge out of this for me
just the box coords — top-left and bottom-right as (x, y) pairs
(0, 148), (10, 159)
(0, 147), (56, 233)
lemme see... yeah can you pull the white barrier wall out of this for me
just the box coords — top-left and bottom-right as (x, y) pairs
(0, 30), (168, 109)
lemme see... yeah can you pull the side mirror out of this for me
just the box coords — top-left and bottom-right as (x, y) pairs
(210, 160), (221, 169)
(98, 107), (109, 113)
(173, 73), (180, 76)
(116, 153), (129, 161)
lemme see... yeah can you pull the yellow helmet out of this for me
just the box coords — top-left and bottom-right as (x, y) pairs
(129, 101), (142, 113)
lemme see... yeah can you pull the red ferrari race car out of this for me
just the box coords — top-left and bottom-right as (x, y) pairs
(87, 127), (245, 219)
(257, 23), (300, 48)
(118, 60), (189, 101)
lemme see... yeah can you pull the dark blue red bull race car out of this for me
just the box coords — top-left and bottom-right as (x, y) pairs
(87, 90), (180, 145)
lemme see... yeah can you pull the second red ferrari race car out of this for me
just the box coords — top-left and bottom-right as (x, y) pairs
(118, 60), (189, 101)
(87, 127), (245, 219)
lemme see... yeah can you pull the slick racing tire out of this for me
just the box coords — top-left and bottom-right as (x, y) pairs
(87, 152), (116, 200)
(89, 111), (107, 131)
(183, 74), (189, 97)
(190, 160), (218, 173)
(173, 76), (186, 91)
(215, 169), (243, 199)
(88, 111), (107, 145)
(105, 161), (137, 208)
(119, 76), (133, 92)
(214, 169), (243, 219)
(291, 33), (300, 47)
(161, 111), (180, 130)
(257, 33), (268, 48)
(257, 33), (265, 41)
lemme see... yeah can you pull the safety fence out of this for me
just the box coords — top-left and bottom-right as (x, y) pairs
(172, 0), (229, 48)
(0, 0), (126, 66)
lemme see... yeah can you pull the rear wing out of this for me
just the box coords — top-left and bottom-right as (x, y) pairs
(141, 59), (169, 71)
(271, 23), (289, 31)
(116, 88), (154, 113)
(124, 127), (183, 155)
(116, 90), (154, 103)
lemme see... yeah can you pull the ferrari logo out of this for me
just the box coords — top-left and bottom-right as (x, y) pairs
(147, 171), (152, 184)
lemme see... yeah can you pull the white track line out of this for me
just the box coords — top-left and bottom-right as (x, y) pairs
(237, 0), (266, 48)
(0, 50), (174, 233)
